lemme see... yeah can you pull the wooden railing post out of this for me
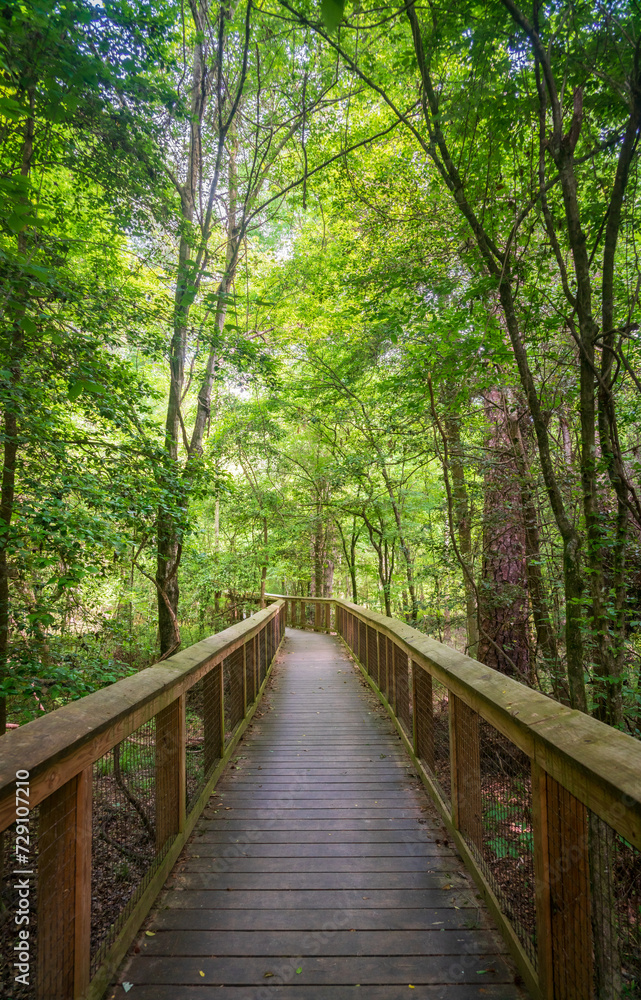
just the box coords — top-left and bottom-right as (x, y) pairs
(37, 766), (92, 1000)
(449, 694), (482, 848)
(155, 694), (186, 850)
(534, 767), (593, 1000)
(314, 600), (321, 631)
(325, 602), (330, 631)
(532, 761), (554, 999)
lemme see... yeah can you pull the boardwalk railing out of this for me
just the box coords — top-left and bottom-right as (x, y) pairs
(0, 602), (285, 1000)
(2, 593), (640, 1000)
(316, 597), (640, 1000)
(265, 593), (333, 632)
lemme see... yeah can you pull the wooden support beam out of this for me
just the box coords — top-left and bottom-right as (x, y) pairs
(544, 771), (594, 1000)
(74, 767), (92, 999)
(532, 761), (554, 999)
(155, 695), (186, 850)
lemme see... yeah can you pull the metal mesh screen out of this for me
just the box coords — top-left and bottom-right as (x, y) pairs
(224, 646), (245, 742)
(387, 636), (395, 708)
(379, 631), (388, 698)
(473, 717), (535, 967)
(185, 663), (223, 811)
(432, 678), (451, 803)
(91, 718), (157, 975)
(245, 636), (256, 704)
(259, 627), (267, 684)
(367, 625), (378, 684)
(393, 644), (411, 737)
(588, 812), (641, 998)
(1, 808), (40, 1000)
(266, 618), (274, 663)
(414, 666), (434, 772)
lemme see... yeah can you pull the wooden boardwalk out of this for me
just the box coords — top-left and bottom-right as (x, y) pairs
(110, 629), (524, 999)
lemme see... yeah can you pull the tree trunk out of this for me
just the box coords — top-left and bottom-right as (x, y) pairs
(477, 390), (530, 680)
(507, 410), (568, 701)
(443, 413), (478, 657)
(260, 517), (267, 608)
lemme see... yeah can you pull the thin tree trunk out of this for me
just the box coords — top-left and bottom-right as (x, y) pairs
(443, 413), (478, 657)
(507, 410), (567, 700)
(477, 390), (530, 680)
(260, 517), (267, 608)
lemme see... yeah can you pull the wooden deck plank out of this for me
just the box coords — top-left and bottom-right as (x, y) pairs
(138, 929), (506, 956)
(151, 906), (496, 932)
(182, 856), (454, 871)
(110, 628), (525, 998)
(109, 954), (514, 985)
(108, 985), (522, 999)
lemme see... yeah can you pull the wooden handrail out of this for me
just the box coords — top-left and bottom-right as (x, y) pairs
(329, 597), (641, 1000)
(0, 601), (285, 1000)
(0, 605), (280, 829)
(335, 599), (641, 848)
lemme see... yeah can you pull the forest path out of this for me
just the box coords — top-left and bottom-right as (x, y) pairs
(109, 628), (524, 999)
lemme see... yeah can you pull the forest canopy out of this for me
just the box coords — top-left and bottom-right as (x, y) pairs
(1, 0), (641, 738)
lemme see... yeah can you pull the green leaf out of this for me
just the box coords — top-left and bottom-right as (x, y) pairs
(6, 212), (30, 233)
(69, 379), (103, 401)
(321, 0), (345, 32)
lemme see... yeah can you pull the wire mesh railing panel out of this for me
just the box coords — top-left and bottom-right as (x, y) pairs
(379, 631), (388, 698)
(245, 637), (256, 705)
(358, 619), (367, 667)
(259, 627), (267, 684)
(432, 679), (451, 803)
(367, 625), (378, 685)
(185, 664), (223, 812)
(387, 636), (396, 709)
(394, 643), (411, 737)
(587, 812), (641, 999)
(266, 617), (274, 663)
(1, 807), (39, 1000)
(91, 717), (157, 976)
(414, 666), (434, 773)
(474, 717), (536, 968)
(304, 601), (315, 629)
(224, 646), (245, 742)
